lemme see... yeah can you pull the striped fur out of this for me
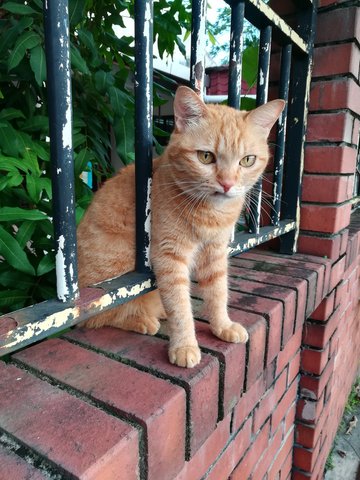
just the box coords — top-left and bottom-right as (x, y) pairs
(77, 86), (284, 367)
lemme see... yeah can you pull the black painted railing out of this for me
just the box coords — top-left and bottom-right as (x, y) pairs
(0, 0), (317, 356)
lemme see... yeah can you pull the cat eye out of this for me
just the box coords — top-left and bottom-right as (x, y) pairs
(198, 151), (215, 165)
(239, 155), (256, 167)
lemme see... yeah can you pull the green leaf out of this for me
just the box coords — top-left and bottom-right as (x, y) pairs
(75, 148), (92, 176)
(26, 174), (40, 202)
(0, 207), (47, 222)
(0, 225), (35, 276)
(2, 2), (36, 15)
(70, 45), (90, 74)
(0, 172), (23, 192)
(30, 45), (46, 86)
(20, 115), (49, 133)
(94, 70), (115, 94)
(37, 253), (55, 276)
(16, 221), (36, 249)
(113, 115), (135, 164)
(242, 45), (259, 87)
(8, 31), (41, 71)
(0, 125), (23, 156)
(240, 96), (257, 111)
(0, 108), (25, 121)
(0, 269), (34, 290)
(69, 0), (87, 26)
(0, 289), (30, 308)
(109, 86), (133, 117)
(0, 155), (32, 174)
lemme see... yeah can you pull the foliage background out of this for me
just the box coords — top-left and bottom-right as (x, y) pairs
(0, 0), (258, 314)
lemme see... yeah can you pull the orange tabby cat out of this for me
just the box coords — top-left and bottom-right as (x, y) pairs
(77, 86), (284, 368)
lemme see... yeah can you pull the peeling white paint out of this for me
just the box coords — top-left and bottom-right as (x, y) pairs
(144, 177), (152, 267)
(228, 221), (296, 256)
(259, 69), (265, 86)
(57, 167), (62, 174)
(90, 279), (153, 311)
(55, 235), (69, 301)
(4, 307), (78, 349)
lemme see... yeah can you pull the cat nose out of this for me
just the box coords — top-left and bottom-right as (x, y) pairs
(218, 180), (235, 193)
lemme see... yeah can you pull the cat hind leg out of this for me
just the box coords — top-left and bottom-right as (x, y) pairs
(84, 289), (164, 335)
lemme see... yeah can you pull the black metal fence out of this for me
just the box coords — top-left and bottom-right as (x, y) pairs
(0, 0), (317, 356)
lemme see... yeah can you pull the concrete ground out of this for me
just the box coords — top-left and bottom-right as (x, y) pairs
(325, 403), (360, 479)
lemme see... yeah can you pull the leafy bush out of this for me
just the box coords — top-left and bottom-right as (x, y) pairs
(0, 0), (191, 313)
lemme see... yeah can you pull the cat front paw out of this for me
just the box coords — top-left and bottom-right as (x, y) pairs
(212, 322), (249, 344)
(169, 345), (201, 368)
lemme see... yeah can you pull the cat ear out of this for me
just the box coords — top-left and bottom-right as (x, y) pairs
(173, 86), (207, 132)
(247, 99), (285, 135)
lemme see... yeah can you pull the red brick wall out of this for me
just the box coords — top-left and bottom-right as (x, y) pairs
(298, 0), (360, 259)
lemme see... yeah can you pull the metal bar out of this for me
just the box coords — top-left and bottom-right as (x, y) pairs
(271, 44), (292, 226)
(228, 220), (296, 256)
(248, 25), (272, 235)
(280, 4), (317, 254)
(43, 0), (78, 302)
(190, 0), (207, 97)
(237, 0), (308, 53)
(135, 0), (153, 272)
(228, 1), (245, 109)
(0, 272), (156, 357)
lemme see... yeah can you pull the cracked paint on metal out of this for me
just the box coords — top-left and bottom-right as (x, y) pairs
(228, 221), (296, 256)
(144, 177), (152, 267)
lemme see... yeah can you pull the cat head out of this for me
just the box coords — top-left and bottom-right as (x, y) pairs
(167, 86), (285, 204)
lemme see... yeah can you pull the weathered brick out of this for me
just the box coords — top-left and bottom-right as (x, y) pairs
(311, 290), (335, 321)
(268, 428), (294, 479)
(241, 251), (329, 310)
(302, 174), (353, 204)
(307, 112), (354, 143)
(230, 420), (271, 479)
(316, 7), (360, 44)
(250, 425), (283, 480)
(253, 370), (287, 434)
(231, 255), (318, 317)
(303, 307), (340, 349)
(304, 145), (357, 175)
(229, 263), (307, 331)
(296, 391), (325, 425)
(310, 76), (359, 111)
(271, 379), (298, 436)
(228, 276), (297, 347)
(276, 328), (302, 378)
(298, 233), (341, 261)
(301, 344), (330, 375)
(301, 203), (352, 235)
(64, 327), (219, 457)
(232, 373), (267, 433)
(329, 255), (346, 291)
(293, 435), (321, 472)
(227, 307), (267, 390)
(300, 355), (335, 400)
(14, 338), (186, 480)
(0, 362), (140, 480)
(193, 320), (246, 417)
(206, 417), (252, 480)
(296, 403), (330, 449)
(0, 444), (47, 480)
(175, 414), (231, 480)
(313, 43), (360, 79)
